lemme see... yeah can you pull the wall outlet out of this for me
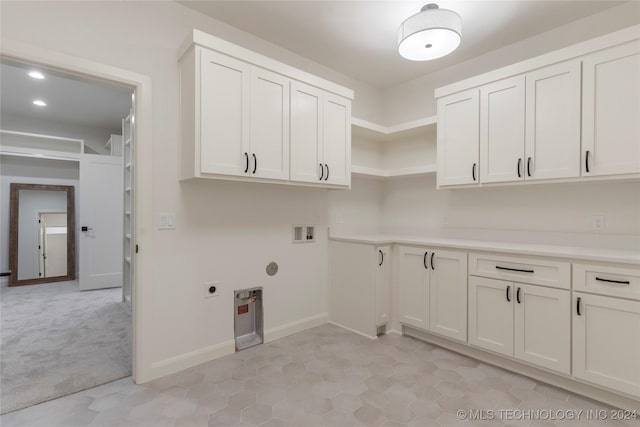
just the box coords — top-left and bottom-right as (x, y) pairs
(204, 281), (219, 298)
(592, 215), (605, 231)
(334, 214), (342, 224)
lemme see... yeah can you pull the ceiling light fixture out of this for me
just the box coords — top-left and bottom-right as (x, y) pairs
(398, 3), (461, 61)
(28, 71), (45, 79)
(33, 99), (47, 107)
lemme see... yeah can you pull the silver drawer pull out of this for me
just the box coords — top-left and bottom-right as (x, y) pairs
(595, 277), (630, 285)
(496, 266), (534, 274)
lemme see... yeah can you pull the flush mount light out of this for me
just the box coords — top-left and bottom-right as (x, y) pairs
(398, 3), (461, 61)
(33, 99), (47, 107)
(28, 71), (45, 79)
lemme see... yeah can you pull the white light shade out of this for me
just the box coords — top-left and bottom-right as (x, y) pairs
(398, 4), (461, 61)
(28, 71), (45, 79)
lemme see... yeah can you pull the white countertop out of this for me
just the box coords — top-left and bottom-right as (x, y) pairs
(329, 233), (640, 265)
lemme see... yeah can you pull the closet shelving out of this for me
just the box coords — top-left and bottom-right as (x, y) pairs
(122, 107), (134, 307)
(351, 115), (437, 179)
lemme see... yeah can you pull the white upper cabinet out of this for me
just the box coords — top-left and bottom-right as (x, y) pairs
(290, 84), (351, 187)
(525, 60), (581, 180)
(250, 67), (290, 180)
(179, 30), (353, 187)
(436, 27), (640, 187)
(480, 76), (526, 184)
(437, 89), (480, 187)
(582, 41), (640, 177)
(323, 93), (351, 187)
(290, 81), (323, 184)
(199, 49), (251, 177)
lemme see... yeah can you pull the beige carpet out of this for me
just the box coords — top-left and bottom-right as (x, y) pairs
(0, 280), (131, 414)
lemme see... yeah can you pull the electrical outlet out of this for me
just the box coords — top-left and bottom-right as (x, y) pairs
(205, 281), (219, 298)
(335, 214), (342, 224)
(592, 215), (605, 231)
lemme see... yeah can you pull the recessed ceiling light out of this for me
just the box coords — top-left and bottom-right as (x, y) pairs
(33, 100), (47, 107)
(28, 71), (45, 79)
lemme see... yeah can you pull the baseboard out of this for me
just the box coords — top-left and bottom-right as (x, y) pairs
(386, 329), (402, 336)
(403, 326), (640, 412)
(140, 313), (329, 383)
(146, 339), (236, 382)
(265, 312), (329, 343)
(328, 321), (378, 340)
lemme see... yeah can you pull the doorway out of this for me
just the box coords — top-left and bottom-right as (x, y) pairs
(0, 57), (136, 413)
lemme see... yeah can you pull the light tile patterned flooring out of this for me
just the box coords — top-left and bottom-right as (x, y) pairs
(1, 324), (637, 426)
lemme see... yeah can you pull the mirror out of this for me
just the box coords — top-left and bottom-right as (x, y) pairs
(9, 183), (75, 286)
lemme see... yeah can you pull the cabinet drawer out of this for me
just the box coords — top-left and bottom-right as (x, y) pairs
(573, 263), (640, 301)
(469, 253), (570, 289)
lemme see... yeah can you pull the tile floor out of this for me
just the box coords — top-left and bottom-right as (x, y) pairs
(1, 324), (636, 427)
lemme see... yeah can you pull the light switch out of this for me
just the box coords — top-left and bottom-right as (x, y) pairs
(158, 213), (176, 230)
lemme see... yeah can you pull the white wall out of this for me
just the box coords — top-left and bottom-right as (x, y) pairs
(1, 112), (119, 155)
(0, 0), (386, 381)
(382, 1), (640, 124)
(381, 175), (640, 251)
(0, 156), (79, 286)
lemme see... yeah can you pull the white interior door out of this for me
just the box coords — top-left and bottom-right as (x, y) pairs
(79, 154), (123, 290)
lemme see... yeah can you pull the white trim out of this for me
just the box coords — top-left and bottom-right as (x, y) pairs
(264, 312), (329, 343)
(1, 129), (85, 145)
(180, 29), (353, 100)
(329, 321), (378, 340)
(149, 339), (236, 380)
(435, 24), (640, 98)
(403, 326), (640, 411)
(1, 37), (153, 385)
(386, 329), (402, 336)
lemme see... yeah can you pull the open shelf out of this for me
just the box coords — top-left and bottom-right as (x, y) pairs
(352, 164), (436, 178)
(352, 115), (437, 142)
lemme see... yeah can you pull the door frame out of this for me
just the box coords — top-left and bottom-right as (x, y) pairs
(1, 38), (153, 383)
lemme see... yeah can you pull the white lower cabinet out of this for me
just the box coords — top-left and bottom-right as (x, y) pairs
(573, 292), (640, 397)
(398, 246), (430, 330)
(398, 246), (467, 342)
(329, 241), (389, 338)
(469, 276), (570, 374)
(469, 276), (514, 356)
(514, 283), (570, 374)
(375, 246), (390, 327)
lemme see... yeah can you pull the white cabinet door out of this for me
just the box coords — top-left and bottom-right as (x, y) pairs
(200, 49), (250, 176)
(375, 246), (391, 327)
(573, 292), (640, 397)
(469, 276), (513, 356)
(480, 76), (525, 184)
(525, 61), (581, 181)
(429, 249), (468, 342)
(514, 283), (570, 374)
(582, 41), (640, 177)
(250, 67), (290, 180)
(323, 93), (351, 187)
(437, 89), (480, 186)
(290, 81), (323, 183)
(398, 246), (430, 330)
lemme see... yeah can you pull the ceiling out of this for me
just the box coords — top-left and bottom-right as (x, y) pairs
(0, 59), (133, 130)
(180, 0), (626, 88)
